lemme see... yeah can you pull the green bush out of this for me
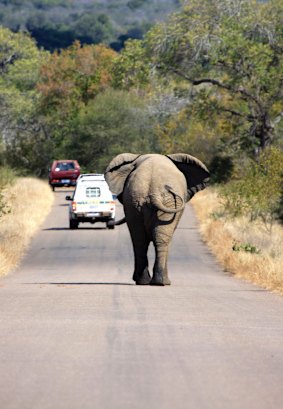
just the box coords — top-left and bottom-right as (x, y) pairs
(0, 166), (15, 218)
(0, 166), (15, 188)
(232, 241), (261, 254)
(220, 147), (283, 227)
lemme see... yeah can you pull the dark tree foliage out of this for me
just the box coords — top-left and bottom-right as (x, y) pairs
(110, 25), (150, 52)
(209, 156), (234, 184)
(127, 0), (149, 11)
(0, 0), (180, 51)
(27, 26), (76, 51)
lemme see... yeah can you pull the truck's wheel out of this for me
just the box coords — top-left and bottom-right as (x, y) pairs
(70, 219), (79, 229)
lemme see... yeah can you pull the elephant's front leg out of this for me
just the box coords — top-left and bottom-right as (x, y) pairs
(151, 245), (171, 286)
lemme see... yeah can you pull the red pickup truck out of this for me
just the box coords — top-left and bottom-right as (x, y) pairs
(49, 160), (81, 191)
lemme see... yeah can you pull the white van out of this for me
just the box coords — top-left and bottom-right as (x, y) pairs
(66, 174), (116, 229)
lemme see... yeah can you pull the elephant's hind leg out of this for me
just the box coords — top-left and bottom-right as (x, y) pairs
(128, 221), (151, 285)
(151, 246), (171, 286)
(132, 240), (151, 285)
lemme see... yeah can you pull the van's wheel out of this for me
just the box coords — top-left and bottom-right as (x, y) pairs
(107, 219), (115, 230)
(70, 219), (79, 229)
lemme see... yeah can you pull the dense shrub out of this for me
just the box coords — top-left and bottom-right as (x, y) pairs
(209, 155), (234, 184)
(221, 147), (283, 228)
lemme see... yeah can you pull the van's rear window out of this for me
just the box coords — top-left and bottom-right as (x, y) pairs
(86, 187), (101, 198)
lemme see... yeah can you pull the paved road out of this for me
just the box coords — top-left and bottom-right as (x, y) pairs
(1, 190), (283, 409)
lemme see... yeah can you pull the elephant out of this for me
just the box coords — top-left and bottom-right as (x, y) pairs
(105, 153), (209, 286)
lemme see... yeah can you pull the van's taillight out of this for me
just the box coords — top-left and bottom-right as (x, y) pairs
(72, 202), (77, 211)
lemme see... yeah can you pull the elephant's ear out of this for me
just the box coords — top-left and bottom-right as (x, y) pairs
(105, 153), (140, 196)
(167, 153), (210, 199)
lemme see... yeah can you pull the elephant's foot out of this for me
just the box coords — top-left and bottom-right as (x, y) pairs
(150, 275), (171, 286)
(133, 268), (151, 285)
(150, 280), (165, 286)
(136, 280), (151, 285)
(164, 277), (171, 286)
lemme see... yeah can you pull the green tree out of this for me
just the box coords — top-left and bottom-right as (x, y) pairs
(38, 41), (117, 112)
(146, 0), (283, 155)
(0, 27), (45, 113)
(0, 27), (49, 174)
(73, 13), (113, 45)
(37, 41), (117, 164)
(64, 89), (157, 172)
(112, 39), (151, 89)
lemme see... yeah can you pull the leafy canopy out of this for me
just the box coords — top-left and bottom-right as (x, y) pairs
(0, 26), (46, 118)
(146, 0), (283, 153)
(38, 41), (117, 116)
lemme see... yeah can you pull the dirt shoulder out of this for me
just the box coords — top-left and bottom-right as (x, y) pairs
(191, 188), (283, 295)
(0, 178), (54, 277)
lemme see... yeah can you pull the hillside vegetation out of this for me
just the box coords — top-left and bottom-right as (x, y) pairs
(0, 0), (180, 51)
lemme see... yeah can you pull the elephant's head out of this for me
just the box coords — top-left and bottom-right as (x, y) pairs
(105, 153), (209, 201)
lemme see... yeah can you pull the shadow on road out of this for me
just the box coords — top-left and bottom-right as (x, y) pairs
(26, 282), (135, 286)
(177, 227), (197, 230)
(43, 227), (107, 231)
(53, 189), (75, 194)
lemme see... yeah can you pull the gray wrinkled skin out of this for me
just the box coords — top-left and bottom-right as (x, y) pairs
(105, 153), (209, 286)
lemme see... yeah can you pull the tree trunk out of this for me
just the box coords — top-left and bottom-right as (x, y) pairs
(253, 114), (274, 156)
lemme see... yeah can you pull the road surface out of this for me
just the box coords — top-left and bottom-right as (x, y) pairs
(1, 189), (283, 409)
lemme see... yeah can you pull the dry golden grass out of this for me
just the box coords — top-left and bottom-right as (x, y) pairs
(191, 188), (283, 295)
(0, 178), (54, 277)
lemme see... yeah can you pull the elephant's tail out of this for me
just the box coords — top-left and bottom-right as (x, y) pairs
(108, 217), (126, 226)
(150, 185), (185, 214)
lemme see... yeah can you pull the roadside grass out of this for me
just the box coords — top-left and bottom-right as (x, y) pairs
(0, 178), (54, 277)
(191, 188), (283, 295)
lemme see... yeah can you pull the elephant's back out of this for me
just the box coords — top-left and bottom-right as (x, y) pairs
(124, 155), (187, 206)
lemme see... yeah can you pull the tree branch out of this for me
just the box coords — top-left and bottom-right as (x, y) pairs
(221, 108), (257, 121)
(166, 66), (260, 105)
